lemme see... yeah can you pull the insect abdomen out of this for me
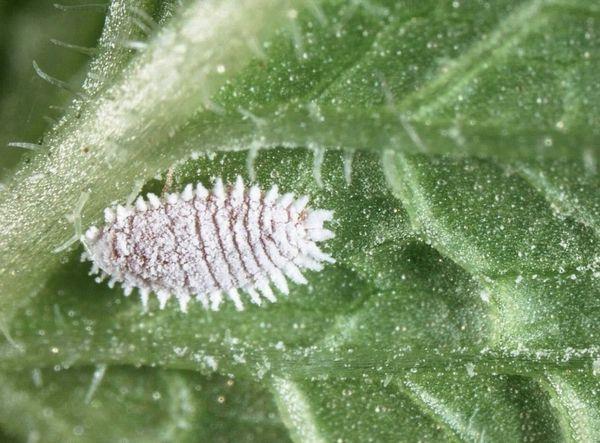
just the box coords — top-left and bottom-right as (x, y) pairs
(83, 176), (335, 312)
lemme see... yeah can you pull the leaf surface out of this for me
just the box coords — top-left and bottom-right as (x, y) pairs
(0, 0), (598, 441)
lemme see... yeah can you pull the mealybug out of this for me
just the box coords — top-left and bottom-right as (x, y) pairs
(82, 177), (335, 312)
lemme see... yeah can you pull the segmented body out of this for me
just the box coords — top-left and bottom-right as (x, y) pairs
(82, 177), (335, 312)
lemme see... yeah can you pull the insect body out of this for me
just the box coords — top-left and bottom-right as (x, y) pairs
(82, 177), (335, 312)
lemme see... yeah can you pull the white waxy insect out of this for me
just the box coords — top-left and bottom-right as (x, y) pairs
(81, 176), (335, 312)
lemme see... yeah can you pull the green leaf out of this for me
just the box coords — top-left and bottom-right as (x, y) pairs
(0, 1), (104, 177)
(0, 0), (599, 440)
(383, 151), (600, 438)
(271, 375), (450, 442)
(400, 372), (563, 441)
(0, 366), (289, 442)
(383, 152), (599, 351)
(2, 0), (598, 316)
(540, 372), (600, 441)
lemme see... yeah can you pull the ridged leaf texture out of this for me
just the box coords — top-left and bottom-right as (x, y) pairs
(0, 0), (598, 441)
